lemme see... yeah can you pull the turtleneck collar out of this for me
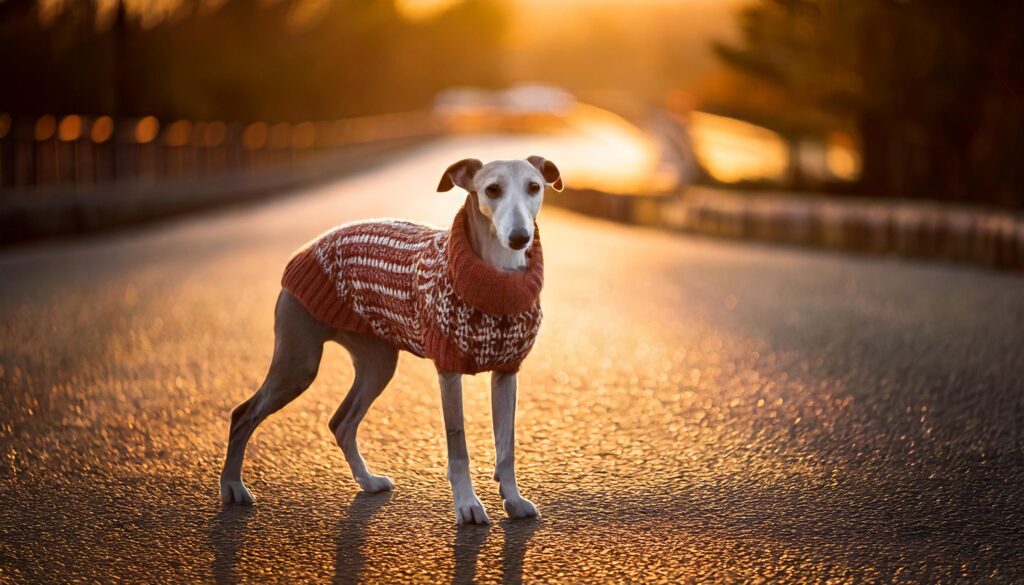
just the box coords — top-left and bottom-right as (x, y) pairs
(446, 204), (544, 315)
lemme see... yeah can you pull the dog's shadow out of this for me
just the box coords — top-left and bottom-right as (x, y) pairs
(209, 505), (259, 585)
(333, 491), (393, 584)
(210, 494), (539, 583)
(453, 517), (541, 585)
(208, 492), (393, 584)
(333, 495), (542, 585)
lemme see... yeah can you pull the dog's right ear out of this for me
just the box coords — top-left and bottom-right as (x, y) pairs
(527, 155), (563, 191)
(437, 158), (483, 192)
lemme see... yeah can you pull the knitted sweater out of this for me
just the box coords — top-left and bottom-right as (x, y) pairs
(281, 204), (544, 374)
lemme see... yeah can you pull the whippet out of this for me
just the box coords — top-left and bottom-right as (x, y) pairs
(220, 156), (562, 525)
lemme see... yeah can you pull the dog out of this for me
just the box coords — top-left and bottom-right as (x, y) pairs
(220, 156), (562, 525)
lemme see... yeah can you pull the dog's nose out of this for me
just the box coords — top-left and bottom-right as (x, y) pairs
(508, 229), (531, 250)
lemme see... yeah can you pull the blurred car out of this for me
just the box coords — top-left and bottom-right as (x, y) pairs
(433, 85), (575, 133)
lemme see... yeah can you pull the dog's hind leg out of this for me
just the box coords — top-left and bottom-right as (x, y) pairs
(328, 331), (399, 493)
(220, 290), (332, 504)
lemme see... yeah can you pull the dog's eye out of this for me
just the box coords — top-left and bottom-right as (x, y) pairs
(528, 182), (541, 194)
(485, 184), (501, 198)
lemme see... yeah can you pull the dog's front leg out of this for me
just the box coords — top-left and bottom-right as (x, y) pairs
(439, 372), (489, 525)
(491, 371), (538, 518)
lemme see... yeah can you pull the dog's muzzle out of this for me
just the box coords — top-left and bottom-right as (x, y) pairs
(508, 228), (531, 250)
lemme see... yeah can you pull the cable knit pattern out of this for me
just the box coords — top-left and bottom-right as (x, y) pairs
(281, 204), (543, 374)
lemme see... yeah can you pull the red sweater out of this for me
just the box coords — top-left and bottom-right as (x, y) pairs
(281, 204), (544, 374)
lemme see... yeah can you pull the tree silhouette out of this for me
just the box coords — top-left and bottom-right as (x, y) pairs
(0, 0), (508, 122)
(714, 0), (1024, 207)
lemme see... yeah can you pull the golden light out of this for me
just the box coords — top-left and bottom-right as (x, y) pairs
(204, 121), (227, 148)
(58, 115), (83, 141)
(394, 0), (461, 20)
(34, 115), (56, 141)
(436, 100), (670, 194)
(564, 103), (667, 193)
(91, 116), (114, 143)
(0, 113), (11, 140)
(826, 132), (860, 181)
(163, 120), (193, 147)
(134, 116), (160, 144)
(242, 122), (268, 150)
(688, 111), (788, 184)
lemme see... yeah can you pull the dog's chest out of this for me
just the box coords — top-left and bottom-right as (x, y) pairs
(417, 235), (542, 369)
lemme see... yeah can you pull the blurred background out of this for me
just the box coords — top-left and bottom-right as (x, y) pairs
(3, 3), (1024, 582)
(2, 0), (1021, 203)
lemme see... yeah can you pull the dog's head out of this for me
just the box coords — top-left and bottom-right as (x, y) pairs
(437, 156), (562, 251)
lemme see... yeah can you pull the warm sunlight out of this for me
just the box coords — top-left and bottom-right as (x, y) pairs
(688, 111), (788, 183)
(394, 0), (462, 20)
(4, 0), (1023, 582)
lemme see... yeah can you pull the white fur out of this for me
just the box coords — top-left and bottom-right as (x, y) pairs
(467, 160), (545, 270)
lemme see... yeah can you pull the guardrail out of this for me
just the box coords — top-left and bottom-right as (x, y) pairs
(547, 185), (1024, 271)
(667, 189), (1024, 270)
(0, 111), (438, 192)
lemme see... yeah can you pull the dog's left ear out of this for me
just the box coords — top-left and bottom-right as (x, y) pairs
(527, 156), (563, 191)
(437, 158), (482, 192)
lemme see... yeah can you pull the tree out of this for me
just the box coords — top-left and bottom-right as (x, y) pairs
(0, 0), (509, 122)
(713, 0), (1024, 207)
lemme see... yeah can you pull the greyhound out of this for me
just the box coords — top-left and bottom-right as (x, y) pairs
(220, 156), (562, 525)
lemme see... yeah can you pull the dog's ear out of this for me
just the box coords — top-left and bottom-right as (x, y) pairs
(527, 155), (563, 191)
(437, 158), (482, 192)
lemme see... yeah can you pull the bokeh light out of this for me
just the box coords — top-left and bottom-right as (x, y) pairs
(163, 120), (193, 147)
(57, 115), (83, 141)
(242, 122), (268, 150)
(34, 115), (56, 141)
(826, 132), (860, 181)
(90, 116), (114, 143)
(134, 116), (160, 144)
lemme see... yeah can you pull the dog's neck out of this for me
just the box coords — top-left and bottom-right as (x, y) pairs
(464, 194), (529, 272)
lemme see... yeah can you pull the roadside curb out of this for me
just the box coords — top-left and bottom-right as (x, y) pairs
(549, 186), (1024, 272)
(0, 137), (434, 247)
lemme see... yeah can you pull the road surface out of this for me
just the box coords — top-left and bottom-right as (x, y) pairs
(1, 136), (1023, 583)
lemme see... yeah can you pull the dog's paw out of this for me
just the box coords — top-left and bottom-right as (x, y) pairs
(503, 496), (538, 519)
(454, 494), (490, 525)
(220, 479), (255, 505)
(356, 474), (394, 494)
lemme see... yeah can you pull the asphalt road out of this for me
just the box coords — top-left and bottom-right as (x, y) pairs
(1, 136), (1023, 584)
